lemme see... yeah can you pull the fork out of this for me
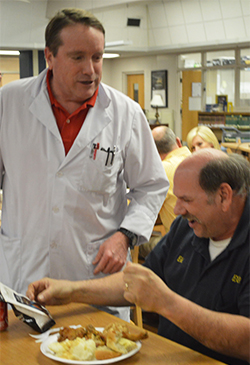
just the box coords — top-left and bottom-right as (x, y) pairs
(29, 324), (82, 343)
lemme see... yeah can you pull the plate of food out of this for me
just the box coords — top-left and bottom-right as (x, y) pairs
(40, 323), (147, 364)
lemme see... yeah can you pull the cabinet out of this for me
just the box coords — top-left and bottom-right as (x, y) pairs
(197, 112), (250, 142)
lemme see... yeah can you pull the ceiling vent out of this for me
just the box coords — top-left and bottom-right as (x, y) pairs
(127, 18), (141, 27)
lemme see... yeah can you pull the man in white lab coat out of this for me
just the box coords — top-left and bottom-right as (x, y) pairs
(0, 9), (168, 320)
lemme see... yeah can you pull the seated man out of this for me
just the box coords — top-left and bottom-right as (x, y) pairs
(27, 149), (250, 365)
(140, 125), (191, 258)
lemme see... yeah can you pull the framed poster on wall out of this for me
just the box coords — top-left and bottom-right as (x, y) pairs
(151, 70), (168, 107)
(216, 94), (228, 112)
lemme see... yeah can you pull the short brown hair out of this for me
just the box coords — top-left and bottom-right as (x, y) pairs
(199, 153), (250, 197)
(45, 8), (105, 56)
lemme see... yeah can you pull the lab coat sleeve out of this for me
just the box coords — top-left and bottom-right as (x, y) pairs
(121, 108), (169, 244)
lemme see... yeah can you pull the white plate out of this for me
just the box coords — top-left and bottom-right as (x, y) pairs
(40, 327), (141, 364)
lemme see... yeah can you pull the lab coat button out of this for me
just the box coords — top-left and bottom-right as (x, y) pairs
(50, 241), (57, 249)
(56, 172), (63, 177)
(52, 206), (59, 213)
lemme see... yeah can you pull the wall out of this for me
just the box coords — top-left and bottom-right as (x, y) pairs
(102, 59), (113, 86)
(0, 56), (19, 86)
(102, 53), (180, 136)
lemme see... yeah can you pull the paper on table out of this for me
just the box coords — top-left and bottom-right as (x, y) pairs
(0, 282), (55, 333)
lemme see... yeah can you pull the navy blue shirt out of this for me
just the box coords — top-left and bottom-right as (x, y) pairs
(144, 194), (250, 365)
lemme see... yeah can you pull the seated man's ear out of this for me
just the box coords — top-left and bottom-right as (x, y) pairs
(176, 137), (182, 148)
(219, 183), (233, 212)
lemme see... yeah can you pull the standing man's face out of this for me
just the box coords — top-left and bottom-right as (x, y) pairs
(45, 23), (104, 110)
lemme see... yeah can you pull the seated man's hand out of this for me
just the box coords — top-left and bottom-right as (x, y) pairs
(123, 262), (171, 313)
(26, 278), (74, 306)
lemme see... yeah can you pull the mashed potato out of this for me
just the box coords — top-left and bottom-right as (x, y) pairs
(49, 337), (96, 361)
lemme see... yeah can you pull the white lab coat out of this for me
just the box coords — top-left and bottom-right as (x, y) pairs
(0, 69), (168, 319)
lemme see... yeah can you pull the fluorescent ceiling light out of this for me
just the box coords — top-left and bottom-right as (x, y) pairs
(103, 53), (120, 59)
(105, 40), (132, 47)
(0, 50), (20, 56)
(0, 50), (120, 59)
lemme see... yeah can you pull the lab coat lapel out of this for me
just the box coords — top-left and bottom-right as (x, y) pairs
(29, 70), (62, 142)
(29, 92), (61, 142)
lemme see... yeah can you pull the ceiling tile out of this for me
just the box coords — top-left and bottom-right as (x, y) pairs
(204, 20), (226, 41)
(186, 23), (206, 43)
(147, 3), (168, 29)
(91, 10), (105, 23)
(105, 26), (125, 43)
(127, 4), (147, 18)
(200, 0), (222, 21)
(102, 8), (127, 27)
(148, 29), (155, 47)
(152, 27), (172, 47)
(164, 1), (185, 26)
(182, 1), (203, 24)
(127, 27), (148, 48)
(241, 0), (250, 15)
(169, 25), (189, 45)
(224, 17), (246, 39)
(220, 0), (242, 18)
(244, 15), (250, 37)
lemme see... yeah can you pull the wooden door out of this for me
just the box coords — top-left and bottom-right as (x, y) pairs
(127, 74), (144, 110)
(182, 70), (201, 142)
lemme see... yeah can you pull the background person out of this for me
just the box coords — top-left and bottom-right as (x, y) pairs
(27, 150), (250, 365)
(186, 125), (220, 152)
(0, 8), (168, 321)
(140, 126), (191, 258)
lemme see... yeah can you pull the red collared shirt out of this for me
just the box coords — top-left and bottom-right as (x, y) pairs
(46, 70), (98, 155)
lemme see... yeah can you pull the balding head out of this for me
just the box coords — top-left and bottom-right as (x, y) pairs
(152, 126), (167, 140)
(175, 149), (250, 197)
(152, 126), (181, 158)
(176, 149), (227, 175)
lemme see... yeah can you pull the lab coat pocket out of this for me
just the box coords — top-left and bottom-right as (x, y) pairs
(0, 233), (21, 291)
(78, 149), (122, 194)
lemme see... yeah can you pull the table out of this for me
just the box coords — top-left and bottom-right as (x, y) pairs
(0, 303), (224, 364)
(221, 142), (250, 161)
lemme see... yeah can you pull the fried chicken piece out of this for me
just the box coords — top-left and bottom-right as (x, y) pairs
(85, 325), (106, 347)
(103, 323), (148, 342)
(58, 326), (88, 342)
(58, 325), (106, 346)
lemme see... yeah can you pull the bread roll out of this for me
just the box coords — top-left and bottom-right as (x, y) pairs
(95, 346), (122, 360)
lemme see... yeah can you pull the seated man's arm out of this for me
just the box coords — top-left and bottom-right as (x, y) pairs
(165, 293), (250, 362)
(123, 263), (250, 363)
(26, 272), (129, 307)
